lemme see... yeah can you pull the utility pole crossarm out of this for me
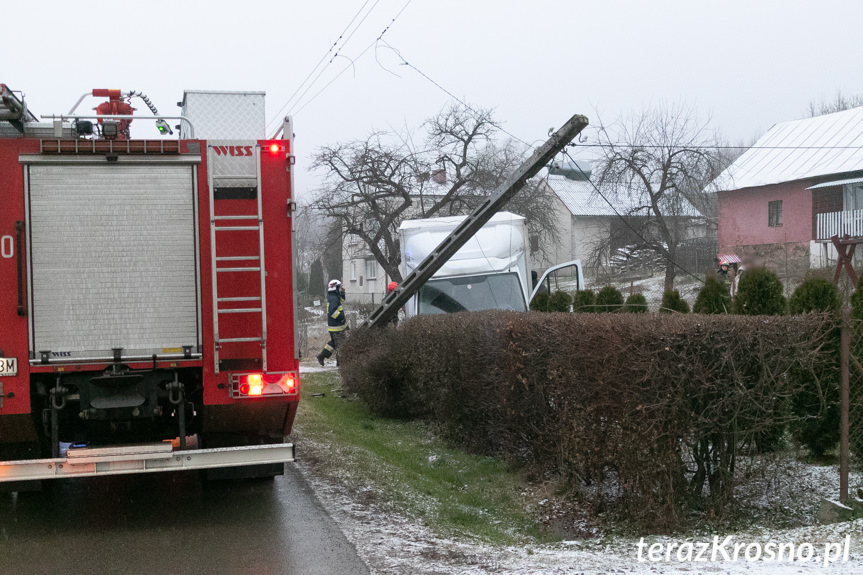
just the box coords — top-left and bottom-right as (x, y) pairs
(365, 114), (589, 329)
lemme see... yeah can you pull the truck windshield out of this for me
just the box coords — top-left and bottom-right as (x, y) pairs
(417, 273), (526, 314)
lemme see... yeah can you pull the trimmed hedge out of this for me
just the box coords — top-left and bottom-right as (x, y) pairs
(594, 286), (624, 312)
(734, 267), (786, 315)
(573, 290), (595, 312)
(785, 276), (842, 455)
(660, 290), (690, 314)
(340, 312), (836, 529)
(529, 292), (550, 312)
(851, 278), (863, 462)
(789, 277), (841, 315)
(623, 293), (648, 313)
(693, 275), (731, 314)
(531, 291), (573, 312)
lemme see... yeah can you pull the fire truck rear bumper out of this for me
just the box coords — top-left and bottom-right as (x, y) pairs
(0, 442), (295, 482)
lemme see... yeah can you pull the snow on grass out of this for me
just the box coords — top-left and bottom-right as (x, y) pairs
(300, 363), (339, 374)
(294, 370), (863, 574)
(299, 453), (863, 575)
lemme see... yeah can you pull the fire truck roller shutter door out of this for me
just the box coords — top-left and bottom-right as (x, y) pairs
(27, 163), (200, 361)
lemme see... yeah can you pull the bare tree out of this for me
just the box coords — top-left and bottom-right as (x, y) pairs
(591, 102), (722, 291)
(311, 102), (559, 281)
(805, 90), (863, 117)
(293, 201), (328, 279)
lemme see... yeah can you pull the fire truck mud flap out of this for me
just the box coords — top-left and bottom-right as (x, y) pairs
(0, 442), (295, 482)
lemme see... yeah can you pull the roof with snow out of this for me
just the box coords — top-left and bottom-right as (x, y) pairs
(544, 174), (702, 218)
(711, 106), (863, 191)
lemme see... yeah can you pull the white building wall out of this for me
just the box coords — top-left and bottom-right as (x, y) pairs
(571, 216), (608, 266)
(529, 193), (573, 274)
(809, 239), (863, 269)
(341, 235), (391, 305)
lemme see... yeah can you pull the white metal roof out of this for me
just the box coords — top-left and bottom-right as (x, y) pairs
(545, 175), (701, 218)
(807, 176), (863, 190)
(399, 211), (524, 231)
(545, 176), (617, 216)
(711, 107), (863, 192)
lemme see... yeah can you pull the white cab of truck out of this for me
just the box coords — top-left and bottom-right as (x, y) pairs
(399, 212), (583, 317)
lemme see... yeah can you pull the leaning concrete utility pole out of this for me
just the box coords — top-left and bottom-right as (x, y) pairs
(366, 114), (589, 329)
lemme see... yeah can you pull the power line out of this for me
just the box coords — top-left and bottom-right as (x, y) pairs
(562, 149), (706, 285)
(289, 0), (415, 120)
(267, 0), (376, 134)
(378, 41), (532, 149)
(570, 143), (863, 151)
(286, 0), (383, 116)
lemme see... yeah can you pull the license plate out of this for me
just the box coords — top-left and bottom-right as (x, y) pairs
(0, 358), (17, 376)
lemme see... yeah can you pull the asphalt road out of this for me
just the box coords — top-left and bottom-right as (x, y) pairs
(0, 465), (369, 575)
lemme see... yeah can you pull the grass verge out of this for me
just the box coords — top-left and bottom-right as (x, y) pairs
(294, 370), (558, 546)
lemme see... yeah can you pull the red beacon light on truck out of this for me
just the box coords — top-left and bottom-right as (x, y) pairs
(234, 372), (297, 398)
(265, 140), (290, 155)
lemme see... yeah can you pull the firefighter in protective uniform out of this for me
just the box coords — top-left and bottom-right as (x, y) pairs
(316, 279), (348, 366)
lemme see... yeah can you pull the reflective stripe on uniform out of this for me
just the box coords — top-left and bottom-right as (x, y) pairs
(328, 324), (348, 333)
(324, 344), (335, 353)
(331, 308), (342, 319)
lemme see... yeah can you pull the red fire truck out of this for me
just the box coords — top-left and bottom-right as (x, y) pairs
(0, 85), (298, 483)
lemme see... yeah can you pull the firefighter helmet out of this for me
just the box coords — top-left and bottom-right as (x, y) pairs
(387, 281), (399, 293)
(327, 279), (342, 292)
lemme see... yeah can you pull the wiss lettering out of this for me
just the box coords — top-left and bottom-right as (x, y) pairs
(212, 146), (253, 157)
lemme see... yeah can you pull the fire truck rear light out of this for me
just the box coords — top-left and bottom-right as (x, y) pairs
(269, 143), (280, 153)
(233, 372), (298, 398)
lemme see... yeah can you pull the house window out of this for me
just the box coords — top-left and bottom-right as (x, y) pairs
(844, 184), (863, 211)
(366, 260), (377, 280)
(350, 261), (357, 281)
(529, 234), (540, 254)
(768, 200), (783, 227)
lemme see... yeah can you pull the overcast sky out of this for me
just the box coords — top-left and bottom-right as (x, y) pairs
(6, 0), (863, 199)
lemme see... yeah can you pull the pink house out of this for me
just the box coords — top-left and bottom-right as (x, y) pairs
(713, 107), (863, 274)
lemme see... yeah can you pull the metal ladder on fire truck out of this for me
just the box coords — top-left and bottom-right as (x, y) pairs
(208, 145), (267, 374)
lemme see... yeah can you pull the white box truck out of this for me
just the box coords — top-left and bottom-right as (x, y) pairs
(399, 212), (583, 317)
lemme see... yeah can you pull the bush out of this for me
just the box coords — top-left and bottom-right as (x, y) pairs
(693, 275), (731, 314)
(529, 292), (549, 312)
(734, 267), (786, 315)
(789, 277), (841, 315)
(660, 290), (690, 314)
(852, 277), (863, 320)
(594, 286), (624, 313)
(787, 276), (840, 457)
(340, 312), (836, 530)
(623, 293), (648, 313)
(548, 290), (572, 312)
(849, 278), (863, 461)
(531, 290), (572, 312)
(573, 290), (595, 313)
